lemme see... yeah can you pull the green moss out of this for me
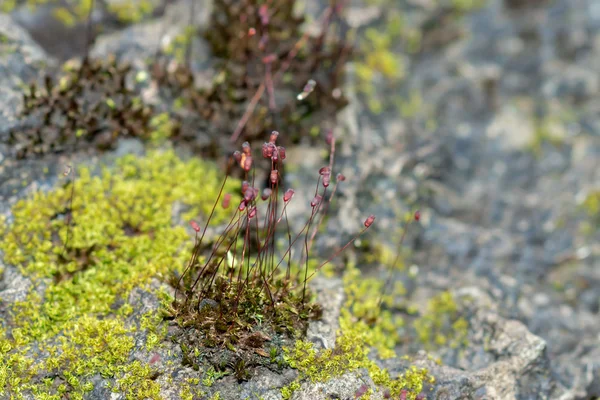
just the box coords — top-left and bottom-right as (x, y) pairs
(579, 190), (600, 235)
(140, 310), (168, 351)
(12, 58), (155, 158)
(114, 361), (161, 400)
(164, 26), (198, 64)
(180, 377), (203, 400)
(528, 115), (567, 156)
(448, 0), (487, 13)
(106, 0), (158, 24)
(0, 149), (237, 398)
(413, 291), (469, 349)
(2, 0), (157, 25)
(282, 263), (434, 399)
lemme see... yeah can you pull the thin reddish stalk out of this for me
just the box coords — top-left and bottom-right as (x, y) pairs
(230, 4), (337, 143)
(304, 226), (370, 283)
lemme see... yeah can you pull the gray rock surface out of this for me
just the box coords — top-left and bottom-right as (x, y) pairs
(0, 13), (53, 141)
(331, 0), (600, 398)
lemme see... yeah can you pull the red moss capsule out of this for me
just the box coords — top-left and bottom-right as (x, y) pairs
(261, 188), (272, 200)
(244, 187), (257, 203)
(262, 142), (274, 159)
(270, 169), (278, 184)
(277, 146), (286, 160)
(336, 173), (346, 182)
(233, 150), (242, 163)
(248, 207), (257, 219)
(322, 174), (330, 188)
(262, 54), (277, 64)
(325, 129), (334, 145)
(311, 195), (322, 208)
(364, 215), (375, 228)
(414, 210), (421, 221)
(241, 181), (249, 194)
(242, 141), (251, 155)
(222, 193), (232, 209)
(259, 4), (269, 25)
(269, 131), (279, 144)
(243, 155), (253, 171)
(238, 201), (247, 211)
(190, 220), (200, 232)
(319, 166), (330, 176)
(283, 188), (294, 202)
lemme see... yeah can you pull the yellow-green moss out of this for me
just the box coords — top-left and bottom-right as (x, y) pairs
(106, 0), (158, 24)
(281, 264), (434, 399)
(528, 115), (567, 156)
(581, 191), (599, 235)
(0, 149), (238, 398)
(114, 361), (161, 400)
(2, 0), (158, 25)
(413, 291), (469, 349)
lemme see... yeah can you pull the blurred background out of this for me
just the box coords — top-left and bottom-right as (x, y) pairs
(0, 0), (599, 398)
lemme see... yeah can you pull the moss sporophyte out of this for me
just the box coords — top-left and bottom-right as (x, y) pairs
(169, 131), (374, 365)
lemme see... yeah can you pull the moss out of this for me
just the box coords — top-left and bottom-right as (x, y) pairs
(282, 263), (434, 399)
(579, 190), (600, 236)
(0, 150), (237, 398)
(10, 57), (155, 158)
(528, 115), (567, 157)
(106, 0), (158, 24)
(114, 361), (162, 400)
(140, 310), (168, 351)
(582, 191), (599, 216)
(413, 291), (469, 350)
(155, 0), (349, 150)
(2, 0), (158, 25)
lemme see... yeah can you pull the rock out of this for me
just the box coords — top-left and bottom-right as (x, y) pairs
(292, 371), (382, 400)
(399, 287), (565, 399)
(0, 13), (53, 138)
(487, 105), (535, 150)
(306, 277), (344, 350)
(91, 0), (212, 72)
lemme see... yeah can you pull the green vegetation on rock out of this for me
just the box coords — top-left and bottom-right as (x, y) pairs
(281, 263), (434, 399)
(0, 149), (237, 398)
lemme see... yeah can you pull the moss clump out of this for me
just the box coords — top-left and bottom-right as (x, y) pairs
(0, 149), (237, 398)
(1, 149), (236, 340)
(413, 291), (469, 350)
(2, 0), (159, 26)
(9, 57), (155, 158)
(528, 114), (567, 157)
(106, 0), (160, 24)
(169, 136), (341, 378)
(281, 263), (434, 399)
(580, 190), (600, 235)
